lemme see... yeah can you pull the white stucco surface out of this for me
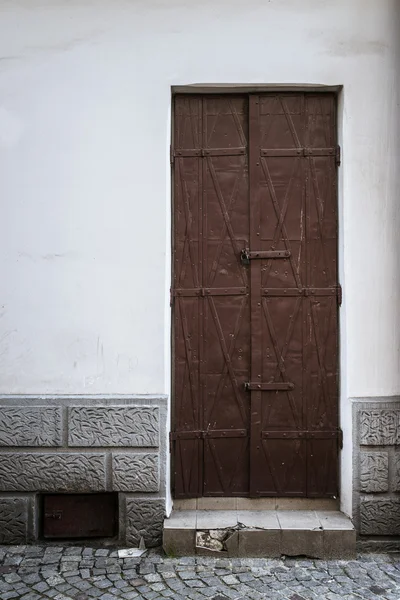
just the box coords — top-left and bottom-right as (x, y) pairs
(0, 0), (399, 514)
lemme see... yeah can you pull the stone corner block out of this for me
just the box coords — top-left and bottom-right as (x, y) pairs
(126, 498), (165, 548)
(68, 406), (160, 448)
(112, 453), (159, 492)
(0, 498), (28, 544)
(0, 407), (62, 447)
(360, 452), (388, 493)
(0, 453), (106, 492)
(359, 410), (398, 445)
(360, 498), (400, 535)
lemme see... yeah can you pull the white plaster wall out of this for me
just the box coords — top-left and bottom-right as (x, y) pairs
(0, 0), (399, 513)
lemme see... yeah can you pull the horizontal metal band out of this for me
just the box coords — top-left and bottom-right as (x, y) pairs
(172, 430), (338, 441)
(173, 287), (338, 299)
(262, 431), (339, 439)
(173, 287), (248, 297)
(245, 382), (294, 391)
(174, 147), (246, 158)
(171, 429), (247, 440)
(262, 287), (338, 297)
(260, 147), (336, 157)
(173, 147), (337, 159)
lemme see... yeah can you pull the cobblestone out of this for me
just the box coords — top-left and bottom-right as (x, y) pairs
(0, 546), (399, 599)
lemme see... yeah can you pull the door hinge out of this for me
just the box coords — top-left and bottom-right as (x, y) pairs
(338, 428), (343, 450)
(169, 431), (173, 453)
(337, 284), (342, 306)
(170, 145), (174, 165)
(335, 145), (341, 166)
(170, 287), (174, 307)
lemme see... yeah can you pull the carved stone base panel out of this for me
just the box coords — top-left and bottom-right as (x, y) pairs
(112, 453), (159, 492)
(68, 406), (160, 447)
(0, 395), (167, 544)
(353, 398), (400, 538)
(360, 498), (400, 535)
(0, 453), (107, 492)
(0, 407), (62, 446)
(359, 453), (388, 493)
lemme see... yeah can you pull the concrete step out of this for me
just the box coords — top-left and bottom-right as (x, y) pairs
(163, 509), (356, 559)
(174, 497), (339, 511)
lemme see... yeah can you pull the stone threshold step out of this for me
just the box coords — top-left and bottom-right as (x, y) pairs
(174, 497), (339, 511)
(163, 510), (356, 559)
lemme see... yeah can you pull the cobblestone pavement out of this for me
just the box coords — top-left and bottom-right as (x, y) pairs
(1, 546), (400, 600)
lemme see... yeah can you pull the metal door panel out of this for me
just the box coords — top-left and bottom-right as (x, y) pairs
(172, 92), (339, 498)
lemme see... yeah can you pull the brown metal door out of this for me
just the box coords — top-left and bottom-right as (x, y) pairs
(172, 93), (339, 498)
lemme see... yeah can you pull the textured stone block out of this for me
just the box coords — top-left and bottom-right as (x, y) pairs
(360, 410), (399, 445)
(0, 453), (106, 492)
(0, 498), (28, 543)
(126, 499), (164, 547)
(360, 499), (400, 535)
(358, 538), (400, 553)
(360, 452), (388, 492)
(112, 453), (159, 492)
(393, 453), (400, 491)
(0, 407), (62, 447)
(68, 406), (159, 447)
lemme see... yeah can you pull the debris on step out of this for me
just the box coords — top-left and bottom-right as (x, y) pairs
(210, 529), (227, 541)
(197, 531), (223, 551)
(118, 548), (147, 558)
(139, 536), (146, 550)
(237, 521), (266, 530)
(118, 537), (147, 558)
(196, 528), (235, 552)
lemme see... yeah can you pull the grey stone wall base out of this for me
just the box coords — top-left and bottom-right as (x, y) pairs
(0, 395), (167, 544)
(353, 398), (400, 538)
